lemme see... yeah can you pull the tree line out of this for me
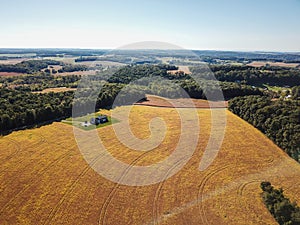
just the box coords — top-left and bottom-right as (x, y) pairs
(261, 182), (300, 225)
(0, 88), (74, 133)
(57, 64), (88, 73)
(1, 74), (80, 91)
(0, 59), (90, 74)
(229, 96), (300, 162)
(107, 64), (264, 100)
(191, 65), (300, 87)
(0, 60), (62, 74)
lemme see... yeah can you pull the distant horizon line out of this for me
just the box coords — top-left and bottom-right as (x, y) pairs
(0, 47), (300, 54)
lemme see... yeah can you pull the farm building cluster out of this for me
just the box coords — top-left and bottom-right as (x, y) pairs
(81, 115), (108, 127)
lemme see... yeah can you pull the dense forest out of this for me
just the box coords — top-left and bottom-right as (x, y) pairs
(191, 65), (300, 87)
(228, 95), (300, 162)
(107, 64), (263, 100)
(57, 64), (88, 73)
(75, 56), (99, 62)
(0, 60), (92, 74)
(0, 74), (80, 91)
(261, 182), (300, 225)
(107, 64), (178, 83)
(0, 88), (74, 133)
(0, 60), (61, 73)
(193, 50), (300, 63)
(0, 82), (128, 133)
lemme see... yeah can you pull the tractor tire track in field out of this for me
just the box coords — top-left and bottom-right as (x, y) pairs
(264, 156), (274, 164)
(236, 180), (264, 224)
(0, 137), (21, 164)
(0, 132), (46, 173)
(98, 150), (156, 225)
(261, 151), (275, 165)
(151, 157), (187, 225)
(285, 182), (300, 195)
(197, 165), (231, 225)
(0, 124), (70, 173)
(0, 132), (59, 193)
(0, 125), (77, 223)
(43, 153), (104, 225)
(0, 132), (49, 193)
(238, 145), (275, 167)
(234, 156), (293, 224)
(0, 149), (73, 216)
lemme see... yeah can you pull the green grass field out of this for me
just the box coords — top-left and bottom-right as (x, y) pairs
(62, 111), (119, 131)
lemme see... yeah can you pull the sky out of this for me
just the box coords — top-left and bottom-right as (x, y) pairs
(0, 0), (300, 51)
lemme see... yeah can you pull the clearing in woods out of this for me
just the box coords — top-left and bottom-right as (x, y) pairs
(32, 87), (77, 94)
(247, 61), (299, 68)
(0, 105), (299, 224)
(0, 72), (26, 77)
(167, 66), (191, 74)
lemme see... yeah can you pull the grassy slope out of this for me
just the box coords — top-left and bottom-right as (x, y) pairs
(0, 106), (299, 225)
(62, 110), (119, 131)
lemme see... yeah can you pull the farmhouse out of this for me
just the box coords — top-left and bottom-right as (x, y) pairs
(90, 115), (108, 125)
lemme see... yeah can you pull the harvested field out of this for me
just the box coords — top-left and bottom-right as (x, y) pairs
(55, 70), (97, 76)
(0, 58), (31, 65)
(168, 66), (191, 74)
(42, 57), (77, 64)
(0, 72), (25, 77)
(247, 61), (299, 68)
(0, 106), (299, 224)
(135, 95), (228, 108)
(75, 60), (126, 67)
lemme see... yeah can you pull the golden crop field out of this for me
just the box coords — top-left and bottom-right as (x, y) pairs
(0, 106), (299, 225)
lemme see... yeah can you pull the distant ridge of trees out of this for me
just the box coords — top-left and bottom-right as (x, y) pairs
(58, 64), (88, 73)
(195, 65), (300, 87)
(75, 56), (99, 62)
(0, 60), (62, 74)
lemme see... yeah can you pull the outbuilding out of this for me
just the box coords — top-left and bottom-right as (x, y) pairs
(90, 115), (108, 125)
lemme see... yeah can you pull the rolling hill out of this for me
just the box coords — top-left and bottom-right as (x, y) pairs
(0, 105), (299, 225)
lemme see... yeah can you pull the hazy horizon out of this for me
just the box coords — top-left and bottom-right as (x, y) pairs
(1, 0), (300, 51)
(0, 47), (300, 54)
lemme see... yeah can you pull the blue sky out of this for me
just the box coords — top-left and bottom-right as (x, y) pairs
(0, 0), (299, 51)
